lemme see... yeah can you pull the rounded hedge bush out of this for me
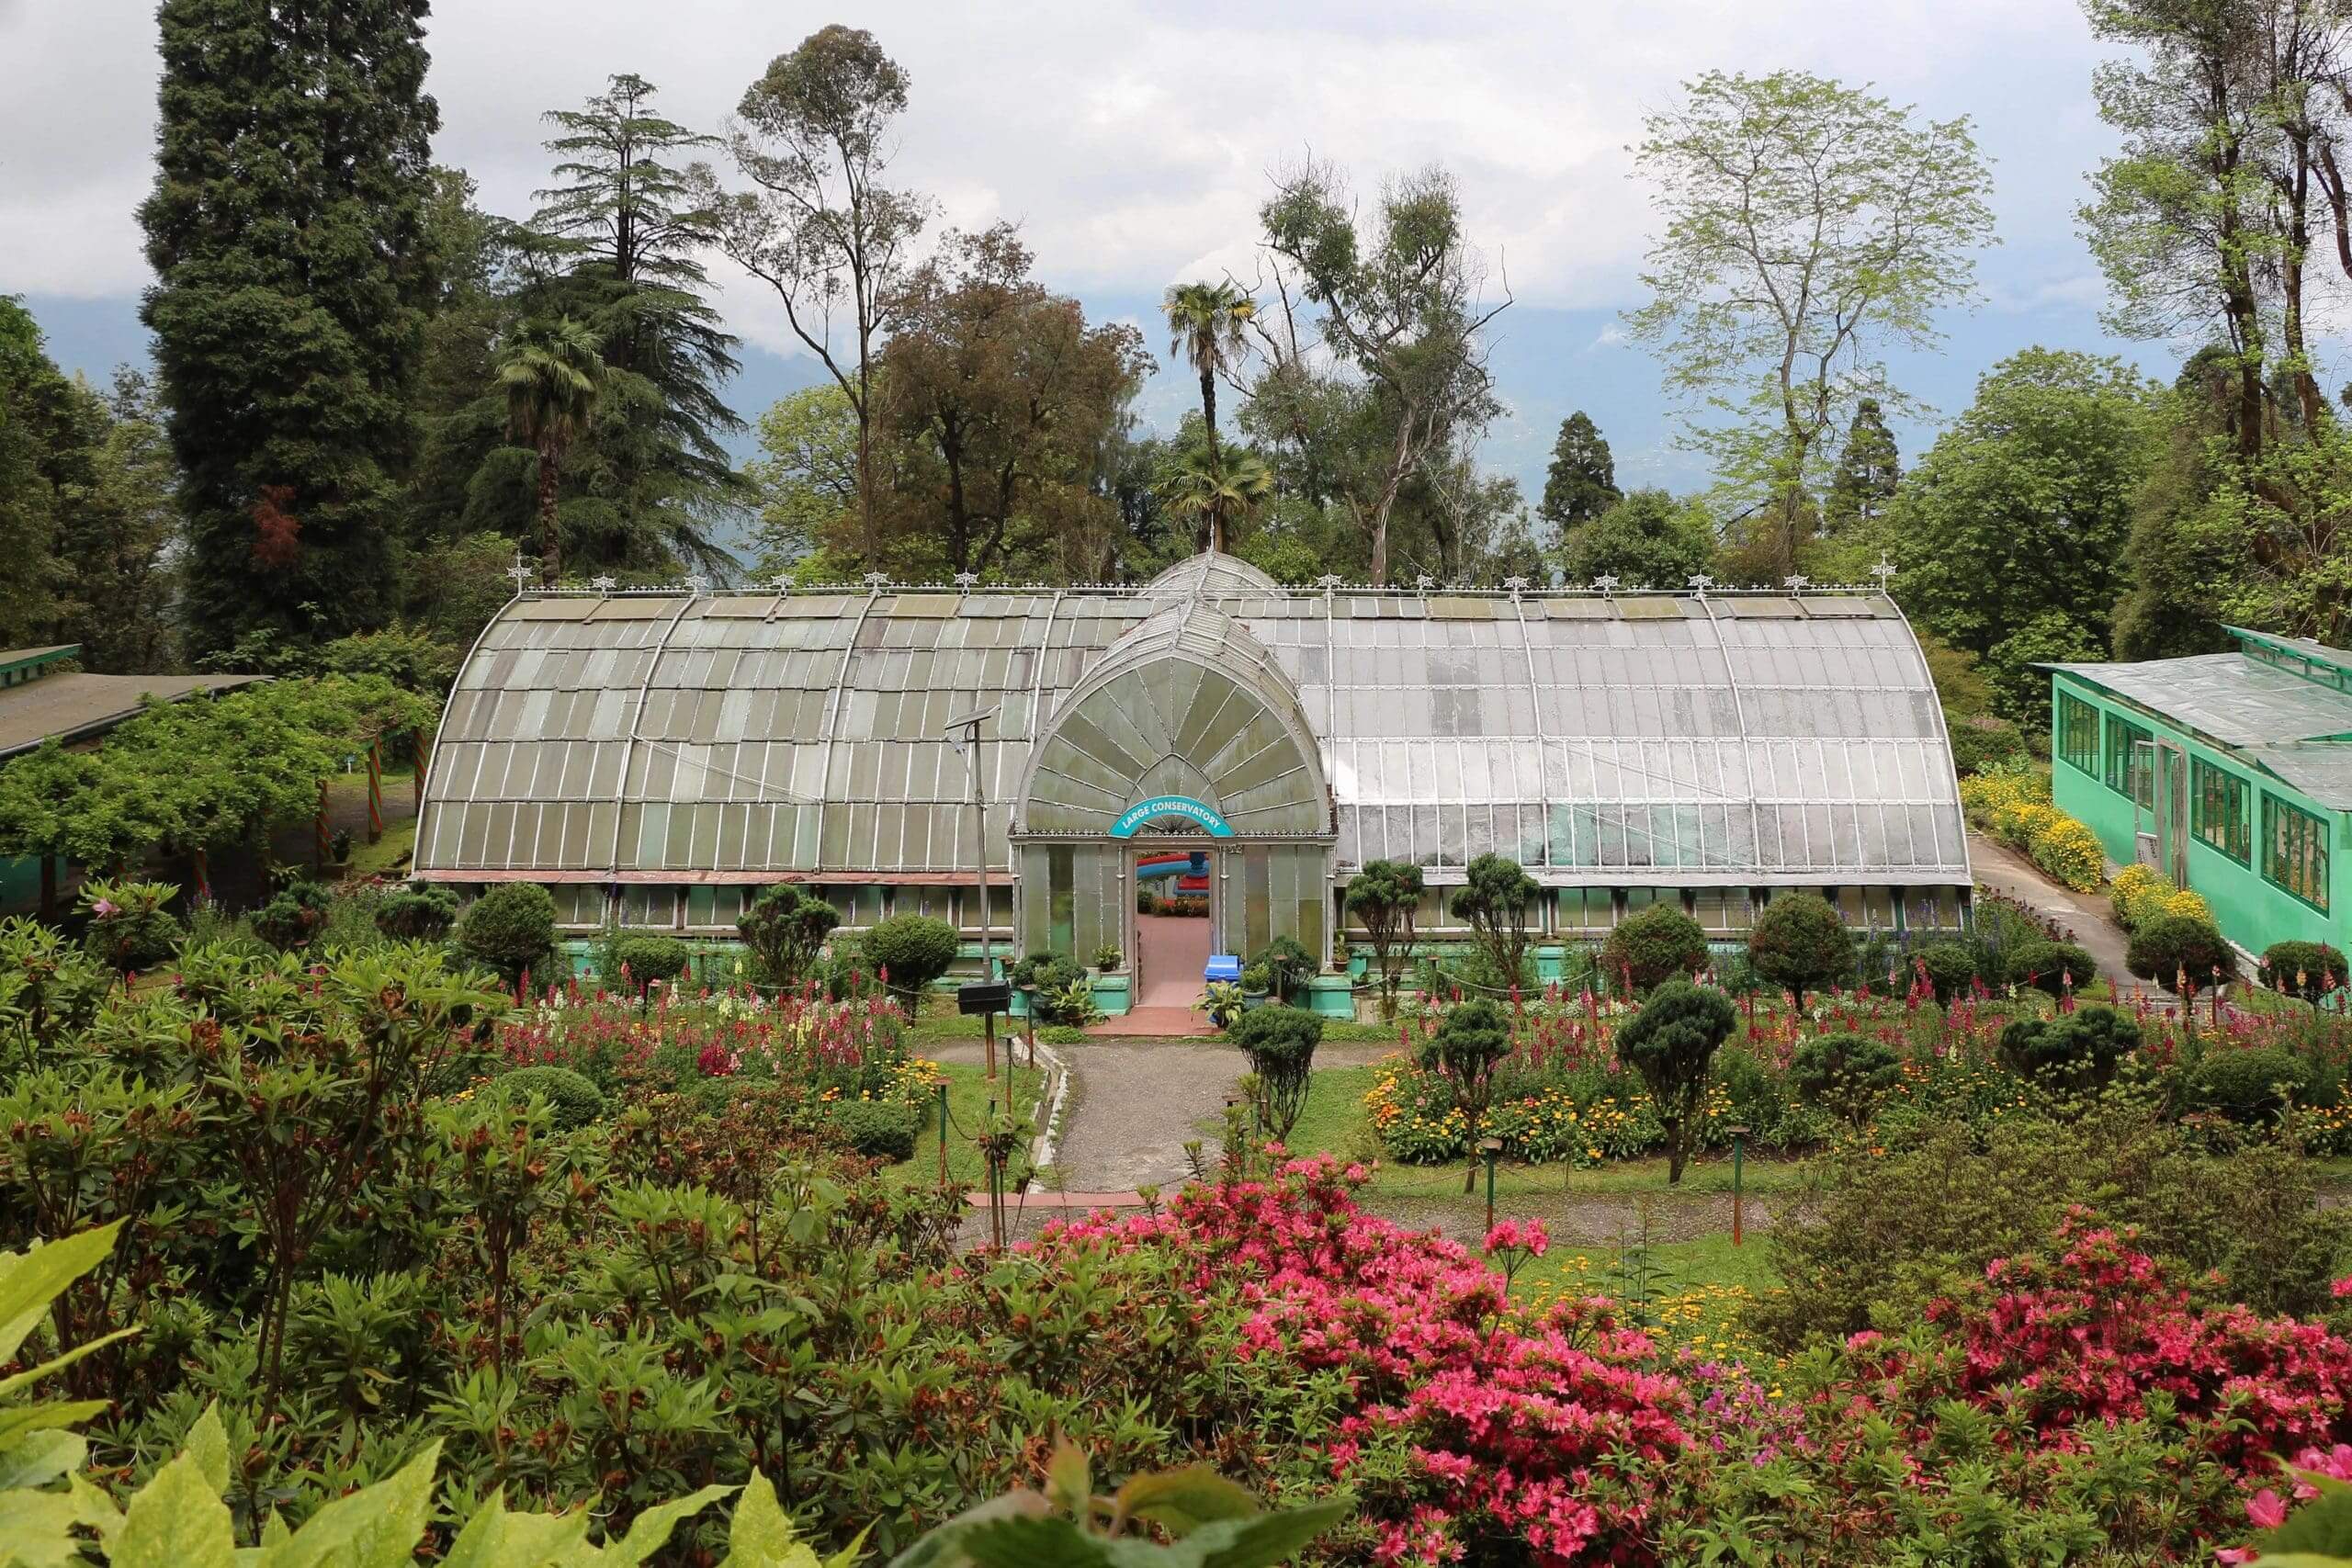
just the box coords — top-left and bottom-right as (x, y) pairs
(1746, 891), (1854, 1006)
(613, 934), (693, 987)
(860, 915), (960, 1015)
(2261, 940), (2346, 1003)
(488, 1066), (606, 1130)
(2188, 1045), (2312, 1123)
(829, 1099), (920, 1162)
(1996, 1004), (2142, 1094)
(1910, 941), (1979, 1006)
(373, 885), (458, 942)
(457, 883), (559, 985)
(2008, 940), (2098, 998)
(1599, 904), (1709, 996)
(2125, 913), (2238, 994)
(253, 882), (334, 953)
(1787, 1032), (1902, 1127)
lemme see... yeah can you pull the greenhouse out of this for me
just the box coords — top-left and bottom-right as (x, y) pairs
(413, 551), (1972, 996)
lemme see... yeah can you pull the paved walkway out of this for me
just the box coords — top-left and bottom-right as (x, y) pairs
(1968, 831), (2154, 998)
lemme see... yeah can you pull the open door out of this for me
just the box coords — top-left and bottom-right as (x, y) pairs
(2155, 740), (2189, 886)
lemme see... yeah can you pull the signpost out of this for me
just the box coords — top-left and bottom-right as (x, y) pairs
(1109, 794), (1235, 839)
(947, 705), (1001, 1078)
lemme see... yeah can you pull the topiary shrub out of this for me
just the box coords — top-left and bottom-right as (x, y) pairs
(1347, 859), (1426, 1021)
(829, 1098), (920, 1162)
(1745, 891), (1853, 1007)
(613, 934), (693, 989)
(488, 1066), (606, 1130)
(1615, 979), (1737, 1183)
(1227, 1003), (1322, 1142)
(1599, 904), (1709, 996)
(1419, 998), (1513, 1190)
(2125, 912), (2238, 995)
(1449, 853), (1540, 987)
(1996, 1003), (2142, 1094)
(2261, 939), (2346, 1003)
(1787, 1032), (1902, 1128)
(2188, 1045), (2312, 1124)
(1910, 940), (1979, 1006)
(77, 878), (181, 974)
(253, 881), (334, 953)
(373, 884), (458, 942)
(456, 882), (558, 986)
(2008, 939), (2098, 999)
(860, 914), (960, 1016)
(1251, 935), (1315, 1004)
(737, 885), (839, 988)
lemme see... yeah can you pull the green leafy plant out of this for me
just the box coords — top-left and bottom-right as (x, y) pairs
(613, 934), (694, 989)
(1250, 935), (1314, 1004)
(737, 886), (840, 989)
(1090, 942), (1124, 971)
(1911, 940), (1978, 1006)
(2126, 912), (2239, 995)
(1238, 962), (1272, 996)
(252, 880), (334, 953)
(1614, 979), (1737, 1183)
(1600, 903), (1709, 995)
(78, 878), (182, 975)
(2010, 939), (2098, 998)
(1745, 890), (1854, 1006)
(1449, 853), (1539, 988)
(1046, 976), (1103, 1029)
(2263, 939), (2346, 1003)
(2188, 1045), (2312, 1124)
(861, 915), (960, 1016)
(1419, 998), (1512, 1190)
(1199, 979), (1247, 1031)
(889, 1438), (1344, 1568)
(373, 883), (458, 942)
(1789, 1032), (1902, 1128)
(1227, 1005), (1322, 1143)
(490, 1066), (608, 1130)
(457, 882), (559, 987)
(1997, 1004), (2143, 1095)
(0, 917), (111, 1073)
(830, 1099), (921, 1161)
(1345, 859), (1424, 1021)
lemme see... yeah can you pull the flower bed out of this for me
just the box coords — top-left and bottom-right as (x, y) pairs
(1961, 762), (2106, 891)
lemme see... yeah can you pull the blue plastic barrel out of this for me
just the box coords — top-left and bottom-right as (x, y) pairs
(1204, 953), (1241, 984)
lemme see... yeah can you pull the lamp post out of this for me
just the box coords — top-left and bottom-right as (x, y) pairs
(1727, 1123), (1752, 1247)
(1478, 1137), (1503, 1235)
(947, 705), (1001, 1078)
(934, 1074), (952, 1189)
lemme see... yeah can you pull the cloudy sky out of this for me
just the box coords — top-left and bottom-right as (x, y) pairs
(0, 0), (2257, 511)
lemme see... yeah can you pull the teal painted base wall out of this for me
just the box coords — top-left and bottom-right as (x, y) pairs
(2051, 676), (2347, 959)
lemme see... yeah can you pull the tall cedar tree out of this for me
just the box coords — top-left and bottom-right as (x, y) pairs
(523, 73), (744, 575)
(139, 0), (441, 657)
(1822, 398), (1899, 536)
(1538, 411), (1620, 530)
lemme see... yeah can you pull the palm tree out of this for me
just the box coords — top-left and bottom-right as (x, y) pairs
(1158, 446), (1274, 556)
(497, 317), (606, 584)
(1162, 281), (1254, 496)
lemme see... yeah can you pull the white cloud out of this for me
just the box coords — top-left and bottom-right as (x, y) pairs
(1588, 322), (1631, 351)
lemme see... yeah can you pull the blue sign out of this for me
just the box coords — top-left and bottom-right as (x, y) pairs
(1110, 794), (1234, 838)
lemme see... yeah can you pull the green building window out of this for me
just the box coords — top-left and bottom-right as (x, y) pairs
(2191, 760), (2250, 864)
(2262, 794), (2331, 913)
(2057, 691), (2100, 777)
(2103, 712), (2153, 807)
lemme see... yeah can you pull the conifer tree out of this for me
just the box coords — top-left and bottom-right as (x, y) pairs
(1823, 397), (1900, 536)
(139, 0), (441, 657)
(1538, 411), (1620, 530)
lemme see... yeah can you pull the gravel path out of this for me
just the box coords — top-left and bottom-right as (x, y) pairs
(1047, 1040), (1246, 1190)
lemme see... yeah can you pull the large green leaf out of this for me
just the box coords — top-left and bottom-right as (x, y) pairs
(0, 1428), (83, 1493)
(885, 1492), (1052, 1568)
(111, 1452), (236, 1568)
(594, 1483), (736, 1566)
(435, 1487), (594, 1568)
(1114, 1469), (1259, 1539)
(718, 1471), (851, 1568)
(0, 1485), (88, 1568)
(256, 1441), (438, 1568)
(944, 1517), (1116, 1568)
(181, 1404), (230, 1496)
(2259, 1471), (2352, 1561)
(1191, 1503), (1351, 1568)
(0, 1224), (121, 1366)
(0, 1327), (139, 1402)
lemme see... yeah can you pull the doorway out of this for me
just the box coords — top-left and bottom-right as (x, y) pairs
(1133, 846), (1214, 1007)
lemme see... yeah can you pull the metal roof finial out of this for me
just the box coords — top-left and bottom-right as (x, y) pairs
(1782, 573), (1810, 593)
(953, 571), (978, 595)
(683, 573), (710, 598)
(1413, 573), (1437, 594)
(1591, 573), (1620, 596)
(505, 550), (534, 598)
(768, 574), (795, 596)
(1502, 574), (1530, 600)
(1871, 555), (1897, 590)
(862, 571), (889, 596)
(1686, 572), (1714, 600)
(588, 574), (616, 597)
(1314, 572), (1342, 598)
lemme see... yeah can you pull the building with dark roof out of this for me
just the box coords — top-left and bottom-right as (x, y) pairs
(414, 553), (1971, 1003)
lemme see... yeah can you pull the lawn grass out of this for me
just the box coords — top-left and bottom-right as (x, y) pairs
(1511, 1229), (1782, 1359)
(885, 1058), (1046, 1190)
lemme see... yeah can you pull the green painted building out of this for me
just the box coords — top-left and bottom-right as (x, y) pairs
(2047, 628), (2352, 961)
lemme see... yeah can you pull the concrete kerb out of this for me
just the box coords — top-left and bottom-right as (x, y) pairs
(1024, 1033), (1074, 1192)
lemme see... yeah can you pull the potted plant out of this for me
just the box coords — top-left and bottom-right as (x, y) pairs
(1199, 979), (1247, 1031)
(1239, 961), (1272, 1010)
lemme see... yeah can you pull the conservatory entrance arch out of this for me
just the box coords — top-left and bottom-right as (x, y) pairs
(1011, 603), (1335, 993)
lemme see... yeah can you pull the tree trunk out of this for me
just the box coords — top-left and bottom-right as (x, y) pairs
(1201, 366), (1223, 553)
(537, 437), (563, 584)
(38, 853), (56, 923)
(1666, 1121), (1687, 1185)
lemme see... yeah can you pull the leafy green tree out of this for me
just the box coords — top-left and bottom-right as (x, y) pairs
(1159, 446), (1276, 558)
(1630, 71), (1994, 579)
(0, 742), (95, 919)
(1615, 979), (1737, 1183)
(1746, 891), (1854, 1007)
(1600, 903), (1709, 995)
(712, 25), (933, 570)
(1449, 853), (1539, 989)
(497, 318), (606, 583)
(1997, 1003), (2143, 1094)
(50, 370), (184, 672)
(1888, 349), (2163, 677)
(0, 299), (85, 649)
(1260, 160), (1506, 583)
(458, 883), (560, 987)
(1555, 489), (1713, 588)
(748, 386), (862, 577)
(1820, 397), (1899, 540)
(1164, 280), (1255, 529)
(1981, 611), (2105, 732)
(1228, 1004), (1322, 1143)
(1346, 860), (1425, 1021)
(737, 886), (841, 989)
(138, 0), (442, 656)
(2126, 912), (2239, 995)
(1538, 411), (1620, 532)
(1788, 1032), (1902, 1128)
